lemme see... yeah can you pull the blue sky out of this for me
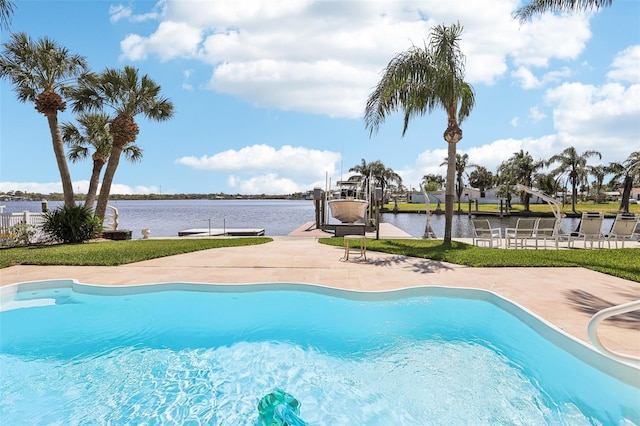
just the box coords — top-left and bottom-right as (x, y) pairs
(1, 0), (639, 195)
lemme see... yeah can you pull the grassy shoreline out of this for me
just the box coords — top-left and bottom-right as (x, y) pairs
(384, 201), (640, 217)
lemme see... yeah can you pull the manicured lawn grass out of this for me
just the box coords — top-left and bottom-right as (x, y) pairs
(0, 237), (272, 268)
(2, 236), (638, 284)
(319, 238), (640, 283)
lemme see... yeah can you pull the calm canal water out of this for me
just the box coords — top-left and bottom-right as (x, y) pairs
(1, 199), (603, 238)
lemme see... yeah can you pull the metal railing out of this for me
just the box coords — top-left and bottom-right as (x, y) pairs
(587, 299), (640, 366)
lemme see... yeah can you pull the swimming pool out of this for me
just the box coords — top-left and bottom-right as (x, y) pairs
(1, 280), (638, 425)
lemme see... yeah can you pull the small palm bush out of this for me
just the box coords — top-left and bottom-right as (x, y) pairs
(42, 205), (103, 243)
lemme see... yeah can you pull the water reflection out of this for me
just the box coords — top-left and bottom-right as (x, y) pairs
(1, 199), (614, 238)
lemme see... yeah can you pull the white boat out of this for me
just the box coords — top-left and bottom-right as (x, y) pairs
(327, 180), (369, 223)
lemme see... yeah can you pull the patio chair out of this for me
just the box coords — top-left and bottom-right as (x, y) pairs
(505, 218), (539, 249)
(568, 212), (604, 249)
(604, 213), (640, 248)
(533, 217), (566, 249)
(471, 218), (502, 248)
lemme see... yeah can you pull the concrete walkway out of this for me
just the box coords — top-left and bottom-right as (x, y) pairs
(1, 222), (638, 359)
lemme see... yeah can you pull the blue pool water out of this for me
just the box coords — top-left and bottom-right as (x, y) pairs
(1, 281), (638, 425)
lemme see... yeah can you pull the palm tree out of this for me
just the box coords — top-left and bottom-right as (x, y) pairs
(586, 164), (609, 203)
(441, 153), (474, 211)
(0, 33), (90, 207)
(468, 166), (494, 198)
(0, 0), (15, 29)
(348, 158), (375, 189)
(534, 172), (561, 198)
(370, 161), (402, 203)
(547, 147), (601, 213)
(349, 159), (402, 203)
(514, 0), (614, 22)
(364, 23), (475, 243)
(609, 152), (640, 213)
(499, 150), (544, 211)
(62, 113), (143, 210)
(70, 66), (174, 220)
(421, 174), (445, 191)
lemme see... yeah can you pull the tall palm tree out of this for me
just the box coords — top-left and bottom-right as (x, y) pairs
(0, 0), (15, 29)
(547, 147), (601, 213)
(364, 23), (475, 243)
(62, 113), (143, 210)
(514, 0), (614, 22)
(70, 66), (174, 220)
(0, 33), (90, 207)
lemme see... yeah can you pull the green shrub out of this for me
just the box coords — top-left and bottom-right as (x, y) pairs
(42, 205), (103, 244)
(0, 222), (37, 247)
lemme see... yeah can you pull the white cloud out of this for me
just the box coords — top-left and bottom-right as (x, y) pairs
(227, 173), (305, 194)
(607, 45), (640, 83)
(109, 3), (162, 23)
(117, 0), (594, 118)
(529, 106), (546, 122)
(512, 66), (572, 89)
(176, 145), (340, 180)
(545, 82), (640, 154)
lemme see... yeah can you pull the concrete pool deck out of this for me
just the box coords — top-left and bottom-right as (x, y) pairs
(1, 222), (638, 360)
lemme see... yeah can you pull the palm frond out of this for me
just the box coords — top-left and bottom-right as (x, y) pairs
(514, 0), (614, 22)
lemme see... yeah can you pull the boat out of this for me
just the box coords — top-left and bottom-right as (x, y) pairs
(327, 179), (369, 223)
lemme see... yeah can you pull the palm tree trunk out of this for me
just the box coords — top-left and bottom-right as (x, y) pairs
(571, 175), (578, 213)
(95, 145), (123, 221)
(444, 142), (456, 243)
(46, 113), (75, 207)
(620, 175), (632, 213)
(84, 159), (104, 210)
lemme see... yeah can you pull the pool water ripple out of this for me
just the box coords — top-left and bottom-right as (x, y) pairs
(1, 283), (638, 425)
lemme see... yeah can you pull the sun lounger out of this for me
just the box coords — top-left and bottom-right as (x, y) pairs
(471, 218), (502, 248)
(604, 213), (640, 248)
(505, 218), (539, 249)
(569, 212), (604, 249)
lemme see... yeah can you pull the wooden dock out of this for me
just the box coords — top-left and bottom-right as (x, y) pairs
(178, 228), (265, 237)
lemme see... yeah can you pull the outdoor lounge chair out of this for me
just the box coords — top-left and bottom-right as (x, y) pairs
(505, 218), (539, 249)
(568, 212), (604, 249)
(471, 218), (502, 248)
(604, 213), (640, 248)
(533, 217), (566, 249)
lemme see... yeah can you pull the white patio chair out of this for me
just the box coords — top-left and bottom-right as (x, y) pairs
(569, 212), (604, 249)
(471, 218), (502, 248)
(505, 218), (539, 249)
(604, 213), (640, 248)
(534, 217), (565, 249)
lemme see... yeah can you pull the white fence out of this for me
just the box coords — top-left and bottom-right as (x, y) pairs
(0, 211), (47, 245)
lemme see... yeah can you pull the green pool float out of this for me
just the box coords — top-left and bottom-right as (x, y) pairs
(258, 388), (307, 426)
